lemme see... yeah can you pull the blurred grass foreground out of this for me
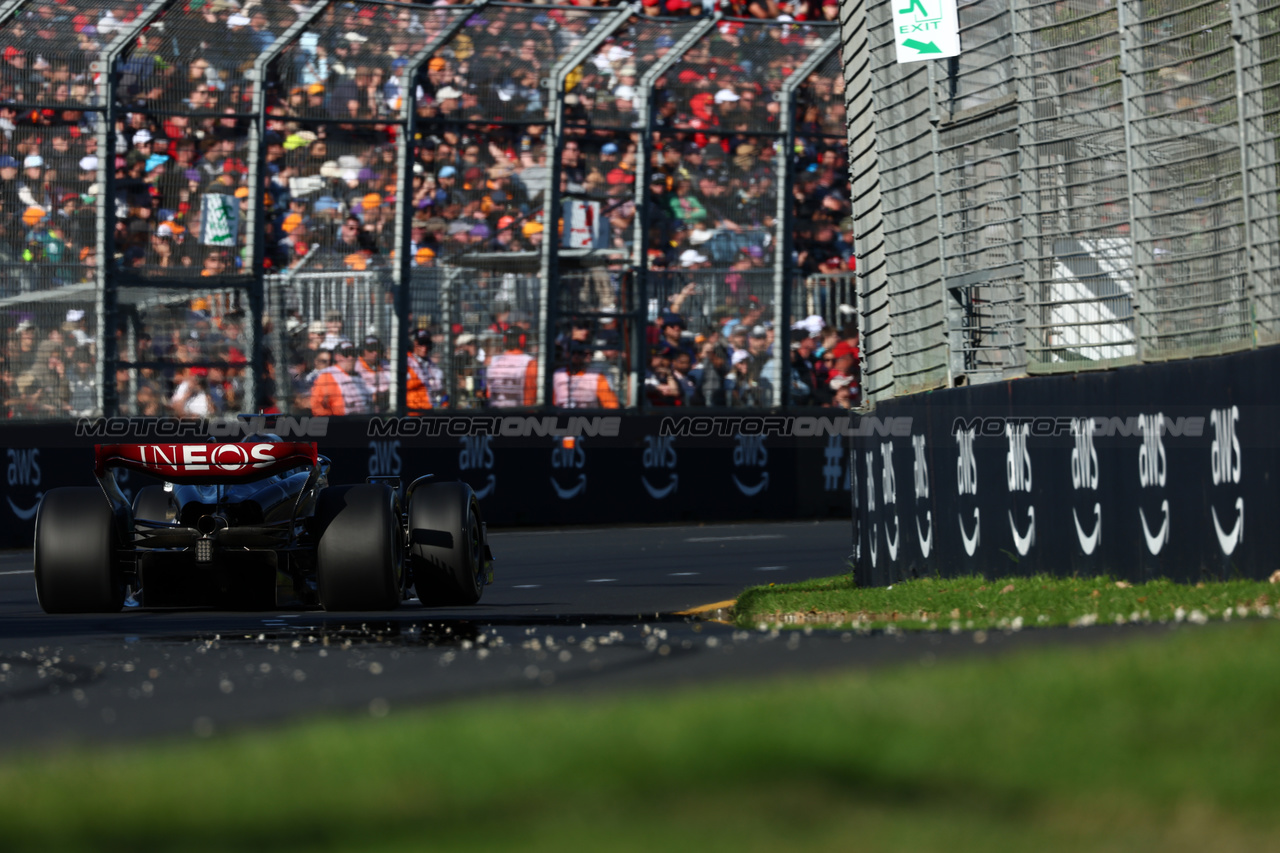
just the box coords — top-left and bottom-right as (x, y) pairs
(2, 621), (1279, 852)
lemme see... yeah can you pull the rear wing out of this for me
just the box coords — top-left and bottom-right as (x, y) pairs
(95, 443), (319, 485)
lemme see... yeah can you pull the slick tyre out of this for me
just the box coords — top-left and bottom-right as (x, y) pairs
(314, 484), (402, 611)
(132, 485), (175, 523)
(408, 481), (485, 606)
(34, 487), (125, 614)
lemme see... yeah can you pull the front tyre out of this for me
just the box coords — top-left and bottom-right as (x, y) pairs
(314, 484), (402, 611)
(408, 481), (485, 606)
(35, 487), (125, 614)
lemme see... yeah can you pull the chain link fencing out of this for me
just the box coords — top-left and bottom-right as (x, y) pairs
(0, 2), (861, 419)
(844, 0), (1280, 402)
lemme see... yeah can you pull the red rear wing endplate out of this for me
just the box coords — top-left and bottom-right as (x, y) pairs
(95, 442), (319, 484)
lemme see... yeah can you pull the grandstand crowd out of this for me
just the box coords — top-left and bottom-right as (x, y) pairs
(0, 0), (857, 418)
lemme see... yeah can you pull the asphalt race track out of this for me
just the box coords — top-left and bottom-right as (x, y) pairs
(0, 520), (1164, 750)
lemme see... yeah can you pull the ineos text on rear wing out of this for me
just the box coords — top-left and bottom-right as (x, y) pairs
(94, 443), (319, 485)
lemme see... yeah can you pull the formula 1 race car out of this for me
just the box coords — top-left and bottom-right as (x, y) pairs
(33, 436), (493, 613)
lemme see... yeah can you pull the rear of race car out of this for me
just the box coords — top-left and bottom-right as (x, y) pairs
(35, 442), (324, 612)
(34, 440), (494, 614)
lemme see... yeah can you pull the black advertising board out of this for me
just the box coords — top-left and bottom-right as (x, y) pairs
(852, 347), (1278, 585)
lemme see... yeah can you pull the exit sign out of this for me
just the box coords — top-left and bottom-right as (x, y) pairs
(891, 0), (961, 64)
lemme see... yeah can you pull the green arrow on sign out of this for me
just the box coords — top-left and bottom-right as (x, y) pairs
(902, 39), (942, 54)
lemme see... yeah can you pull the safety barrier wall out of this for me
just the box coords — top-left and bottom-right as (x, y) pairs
(0, 414), (854, 547)
(850, 345), (1275, 585)
(0, 1), (857, 420)
(838, 0), (1280, 402)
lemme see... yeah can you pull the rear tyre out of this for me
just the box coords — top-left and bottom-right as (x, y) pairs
(35, 487), (125, 614)
(314, 484), (401, 611)
(408, 481), (485, 606)
(132, 485), (175, 523)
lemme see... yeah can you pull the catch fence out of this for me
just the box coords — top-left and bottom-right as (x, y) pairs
(839, 0), (1280, 403)
(0, 1), (854, 418)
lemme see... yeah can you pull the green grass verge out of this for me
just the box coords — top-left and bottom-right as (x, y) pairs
(734, 573), (1280, 632)
(3, 622), (1280, 851)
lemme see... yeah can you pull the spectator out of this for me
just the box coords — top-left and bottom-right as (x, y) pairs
(486, 326), (538, 408)
(670, 349), (697, 406)
(645, 345), (684, 407)
(790, 330), (818, 405)
(356, 336), (391, 413)
(320, 311), (345, 351)
(694, 341), (730, 406)
(406, 329), (443, 415)
(828, 373), (854, 408)
(310, 339), (373, 416)
(554, 343), (619, 409)
(169, 366), (212, 418)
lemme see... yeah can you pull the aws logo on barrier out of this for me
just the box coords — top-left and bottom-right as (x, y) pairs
(864, 448), (878, 566)
(732, 435), (768, 496)
(955, 427), (979, 556)
(1209, 405), (1243, 555)
(459, 436), (495, 499)
(551, 436), (586, 499)
(861, 440), (901, 565)
(1137, 412), (1170, 554)
(368, 440), (402, 478)
(642, 436), (678, 499)
(912, 434), (931, 557)
(1006, 423), (1035, 556)
(1070, 417), (1101, 555)
(7, 448), (41, 521)
(880, 441), (900, 561)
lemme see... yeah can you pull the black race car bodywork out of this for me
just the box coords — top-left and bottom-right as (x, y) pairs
(33, 437), (493, 613)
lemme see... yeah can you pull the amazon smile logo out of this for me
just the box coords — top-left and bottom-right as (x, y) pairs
(955, 427), (980, 556)
(864, 449), (878, 567)
(912, 434), (931, 558)
(1005, 423), (1035, 556)
(1209, 406), (1244, 555)
(642, 435), (678, 499)
(6, 448), (41, 522)
(732, 435), (769, 496)
(1070, 417), (1101, 555)
(550, 438), (588, 499)
(459, 436), (496, 499)
(1137, 412), (1170, 555)
(551, 436), (587, 500)
(879, 441), (900, 562)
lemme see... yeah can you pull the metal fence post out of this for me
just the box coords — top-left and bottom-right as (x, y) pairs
(1117, 0), (1147, 363)
(1235, 0), (1280, 343)
(1229, 0), (1259, 347)
(538, 9), (632, 409)
(246, 2), (331, 414)
(839, 0), (894, 405)
(397, 6), (481, 414)
(96, 0), (175, 416)
(779, 35), (842, 408)
(633, 16), (719, 410)
(1011, 0), (1042, 370)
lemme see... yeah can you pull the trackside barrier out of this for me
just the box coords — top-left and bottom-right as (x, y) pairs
(0, 414), (855, 547)
(851, 345), (1280, 586)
